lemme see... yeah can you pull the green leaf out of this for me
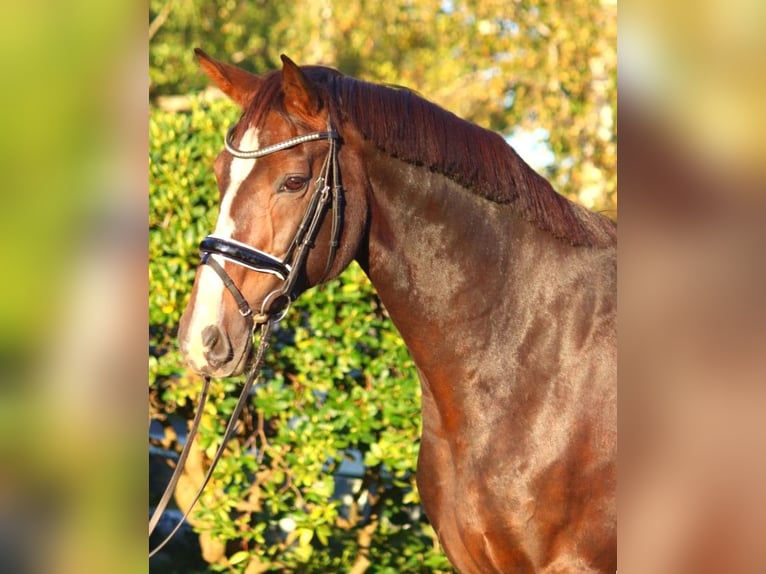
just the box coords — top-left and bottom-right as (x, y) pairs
(228, 551), (249, 565)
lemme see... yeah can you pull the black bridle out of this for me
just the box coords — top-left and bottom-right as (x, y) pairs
(200, 122), (345, 324)
(149, 122), (344, 557)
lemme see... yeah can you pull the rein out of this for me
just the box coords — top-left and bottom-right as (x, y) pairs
(149, 122), (344, 556)
(149, 320), (272, 558)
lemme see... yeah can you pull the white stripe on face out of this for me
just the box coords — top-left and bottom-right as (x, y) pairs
(214, 126), (260, 238)
(182, 126), (259, 370)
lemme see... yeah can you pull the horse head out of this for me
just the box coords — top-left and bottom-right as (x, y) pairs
(178, 51), (367, 376)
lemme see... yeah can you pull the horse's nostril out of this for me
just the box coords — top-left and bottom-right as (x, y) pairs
(201, 325), (220, 348)
(201, 325), (233, 367)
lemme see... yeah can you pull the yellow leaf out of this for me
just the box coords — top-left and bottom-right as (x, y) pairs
(298, 527), (314, 548)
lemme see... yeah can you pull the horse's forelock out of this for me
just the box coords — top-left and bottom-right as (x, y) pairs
(240, 70), (285, 132)
(240, 65), (343, 132)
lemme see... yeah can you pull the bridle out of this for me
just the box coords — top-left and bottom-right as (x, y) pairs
(149, 120), (344, 557)
(201, 121), (345, 324)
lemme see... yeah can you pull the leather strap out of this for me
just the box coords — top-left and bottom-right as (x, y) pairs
(149, 320), (273, 557)
(202, 254), (255, 318)
(148, 376), (211, 536)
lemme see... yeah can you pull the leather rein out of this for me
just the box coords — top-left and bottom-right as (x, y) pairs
(149, 122), (344, 557)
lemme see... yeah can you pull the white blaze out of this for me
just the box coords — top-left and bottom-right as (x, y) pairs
(183, 127), (259, 369)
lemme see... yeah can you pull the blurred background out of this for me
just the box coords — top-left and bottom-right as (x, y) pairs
(0, 0), (148, 573)
(619, 1), (766, 572)
(0, 0), (763, 572)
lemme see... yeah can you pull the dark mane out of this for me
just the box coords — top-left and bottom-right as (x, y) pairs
(245, 66), (616, 247)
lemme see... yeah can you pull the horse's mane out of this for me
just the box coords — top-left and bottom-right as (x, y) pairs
(244, 66), (616, 248)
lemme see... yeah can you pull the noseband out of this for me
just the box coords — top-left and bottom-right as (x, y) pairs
(200, 122), (344, 324)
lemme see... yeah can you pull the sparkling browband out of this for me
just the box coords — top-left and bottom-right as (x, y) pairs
(224, 125), (338, 159)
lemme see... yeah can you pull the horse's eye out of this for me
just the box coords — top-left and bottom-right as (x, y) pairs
(280, 175), (308, 193)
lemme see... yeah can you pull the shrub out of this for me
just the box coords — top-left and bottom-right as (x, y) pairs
(149, 96), (453, 572)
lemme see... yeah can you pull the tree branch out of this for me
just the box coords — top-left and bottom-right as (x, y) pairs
(149, 1), (173, 41)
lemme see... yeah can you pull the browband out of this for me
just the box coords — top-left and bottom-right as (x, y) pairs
(224, 126), (338, 159)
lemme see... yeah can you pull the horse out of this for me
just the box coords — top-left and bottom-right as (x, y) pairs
(177, 49), (617, 573)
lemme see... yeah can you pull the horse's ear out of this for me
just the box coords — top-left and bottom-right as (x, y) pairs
(194, 48), (261, 108)
(280, 54), (320, 118)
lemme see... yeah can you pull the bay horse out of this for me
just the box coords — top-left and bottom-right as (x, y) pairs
(178, 50), (617, 573)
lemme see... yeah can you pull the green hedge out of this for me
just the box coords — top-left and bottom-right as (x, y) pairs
(149, 97), (453, 572)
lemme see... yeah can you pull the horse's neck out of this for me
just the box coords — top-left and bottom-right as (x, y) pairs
(364, 156), (556, 372)
(361, 153), (615, 429)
